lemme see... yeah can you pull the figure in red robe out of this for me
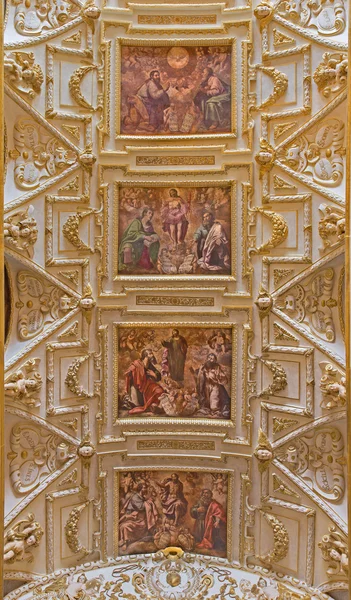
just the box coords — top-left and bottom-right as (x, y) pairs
(125, 348), (164, 415)
(190, 489), (226, 552)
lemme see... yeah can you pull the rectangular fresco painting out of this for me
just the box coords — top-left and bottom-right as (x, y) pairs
(116, 325), (233, 420)
(117, 185), (232, 275)
(120, 44), (232, 136)
(117, 470), (228, 558)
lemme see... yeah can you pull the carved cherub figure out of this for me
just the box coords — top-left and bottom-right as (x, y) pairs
(319, 526), (348, 577)
(313, 53), (348, 98)
(5, 359), (42, 407)
(254, 429), (274, 472)
(4, 52), (43, 98)
(319, 362), (346, 409)
(4, 206), (38, 256)
(318, 204), (345, 249)
(4, 514), (43, 563)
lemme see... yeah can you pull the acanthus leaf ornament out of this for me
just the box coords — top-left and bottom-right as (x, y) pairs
(276, 268), (337, 342)
(12, 118), (76, 190)
(277, 426), (346, 501)
(279, 119), (345, 188)
(11, 0), (79, 36)
(8, 421), (75, 494)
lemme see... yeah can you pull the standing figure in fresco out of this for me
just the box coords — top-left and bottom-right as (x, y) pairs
(197, 353), (230, 417)
(190, 489), (226, 551)
(153, 473), (188, 527)
(119, 207), (160, 272)
(194, 67), (231, 131)
(124, 348), (164, 414)
(119, 482), (159, 550)
(124, 70), (171, 133)
(161, 329), (188, 385)
(193, 212), (230, 272)
(161, 189), (189, 247)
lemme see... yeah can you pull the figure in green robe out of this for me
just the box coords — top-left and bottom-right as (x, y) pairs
(119, 207), (160, 272)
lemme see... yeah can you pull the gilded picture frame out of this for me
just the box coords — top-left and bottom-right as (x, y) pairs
(113, 180), (237, 282)
(115, 37), (237, 141)
(113, 322), (237, 428)
(113, 466), (234, 561)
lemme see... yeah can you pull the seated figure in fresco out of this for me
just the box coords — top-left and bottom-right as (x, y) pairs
(119, 482), (159, 551)
(191, 489), (226, 552)
(161, 189), (189, 248)
(193, 211), (230, 272)
(119, 207), (160, 272)
(194, 67), (231, 131)
(123, 70), (171, 133)
(124, 348), (164, 414)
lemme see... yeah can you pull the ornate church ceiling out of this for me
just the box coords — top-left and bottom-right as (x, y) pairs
(2, 0), (348, 598)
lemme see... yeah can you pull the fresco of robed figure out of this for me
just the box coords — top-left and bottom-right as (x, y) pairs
(120, 44), (232, 136)
(118, 470), (228, 559)
(117, 185), (231, 275)
(117, 326), (232, 420)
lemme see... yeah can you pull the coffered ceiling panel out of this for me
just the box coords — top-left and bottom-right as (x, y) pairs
(2, 0), (349, 597)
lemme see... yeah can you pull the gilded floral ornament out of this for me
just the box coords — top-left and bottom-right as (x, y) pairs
(256, 66), (289, 110)
(4, 206), (38, 257)
(65, 354), (94, 398)
(254, 429), (274, 472)
(254, 208), (289, 253)
(62, 210), (94, 252)
(259, 512), (289, 564)
(64, 501), (92, 556)
(4, 52), (43, 98)
(77, 433), (95, 460)
(80, 0), (101, 32)
(69, 65), (97, 111)
(4, 513), (43, 563)
(259, 358), (288, 398)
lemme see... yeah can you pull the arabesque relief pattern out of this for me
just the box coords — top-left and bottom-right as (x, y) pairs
(2, 0), (348, 597)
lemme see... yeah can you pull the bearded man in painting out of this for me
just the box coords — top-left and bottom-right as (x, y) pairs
(190, 489), (226, 553)
(124, 70), (170, 133)
(194, 67), (231, 131)
(119, 482), (159, 551)
(119, 207), (160, 272)
(193, 211), (230, 272)
(124, 348), (164, 415)
(153, 473), (188, 527)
